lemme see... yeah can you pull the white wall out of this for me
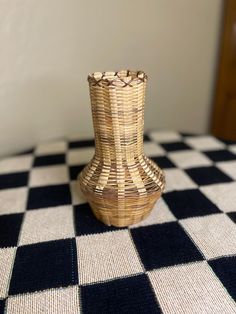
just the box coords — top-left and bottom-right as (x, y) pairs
(0, 0), (222, 156)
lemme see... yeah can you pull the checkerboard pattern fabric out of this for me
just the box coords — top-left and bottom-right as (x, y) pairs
(1, 131), (236, 314)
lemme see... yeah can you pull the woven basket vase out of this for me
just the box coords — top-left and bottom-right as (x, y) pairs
(78, 70), (165, 227)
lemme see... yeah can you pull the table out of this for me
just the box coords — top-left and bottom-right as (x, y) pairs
(0, 130), (236, 313)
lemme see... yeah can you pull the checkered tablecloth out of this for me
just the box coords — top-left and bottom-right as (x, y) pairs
(0, 130), (236, 314)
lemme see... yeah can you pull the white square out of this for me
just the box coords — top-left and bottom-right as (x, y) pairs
(148, 261), (236, 314)
(180, 214), (236, 259)
(70, 181), (87, 205)
(168, 151), (212, 169)
(76, 230), (143, 284)
(149, 130), (181, 143)
(0, 155), (32, 174)
(217, 161), (236, 180)
(185, 136), (225, 151)
(164, 168), (197, 192)
(35, 140), (67, 156)
(201, 182), (236, 213)
(0, 247), (16, 298)
(67, 147), (95, 165)
(7, 286), (80, 314)
(130, 198), (176, 228)
(29, 165), (69, 187)
(0, 188), (27, 215)
(229, 144), (236, 155)
(143, 142), (165, 157)
(19, 206), (74, 245)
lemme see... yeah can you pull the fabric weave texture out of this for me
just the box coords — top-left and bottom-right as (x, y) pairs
(0, 130), (236, 313)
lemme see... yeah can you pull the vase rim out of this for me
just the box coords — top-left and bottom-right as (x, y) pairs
(87, 70), (148, 87)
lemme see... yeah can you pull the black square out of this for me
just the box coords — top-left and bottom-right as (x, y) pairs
(186, 166), (233, 186)
(27, 184), (71, 209)
(218, 138), (236, 145)
(203, 150), (236, 162)
(151, 156), (176, 169)
(33, 154), (65, 167)
(0, 214), (23, 248)
(144, 134), (151, 142)
(9, 238), (78, 295)
(131, 222), (203, 270)
(17, 148), (34, 156)
(209, 256), (236, 301)
(161, 142), (191, 152)
(69, 139), (95, 149)
(0, 172), (29, 190)
(69, 165), (86, 181)
(0, 299), (5, 314)
(228, 212), (236, 224)
(180, 132), (200, 137)
(163, 189), (220, 219)
(74, 203), (124, 236)
(81, 274), (160, 314)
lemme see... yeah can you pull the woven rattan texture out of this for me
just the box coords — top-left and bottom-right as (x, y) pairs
(79, 70), (165, 227)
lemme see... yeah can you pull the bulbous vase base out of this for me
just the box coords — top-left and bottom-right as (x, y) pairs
(78, 155), (165, 227)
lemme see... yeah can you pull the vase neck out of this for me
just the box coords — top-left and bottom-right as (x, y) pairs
(94, 135), (144, 163)
(92, 104), (145, 162)
(93, 119), (144, 162)
(89, 73), (147, 163)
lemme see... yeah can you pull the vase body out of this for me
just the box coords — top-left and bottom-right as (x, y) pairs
(78, 70), (165, 227)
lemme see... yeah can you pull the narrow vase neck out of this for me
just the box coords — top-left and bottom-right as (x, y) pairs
(92, 104), (145, 162)
(88, 70), (147, 163)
